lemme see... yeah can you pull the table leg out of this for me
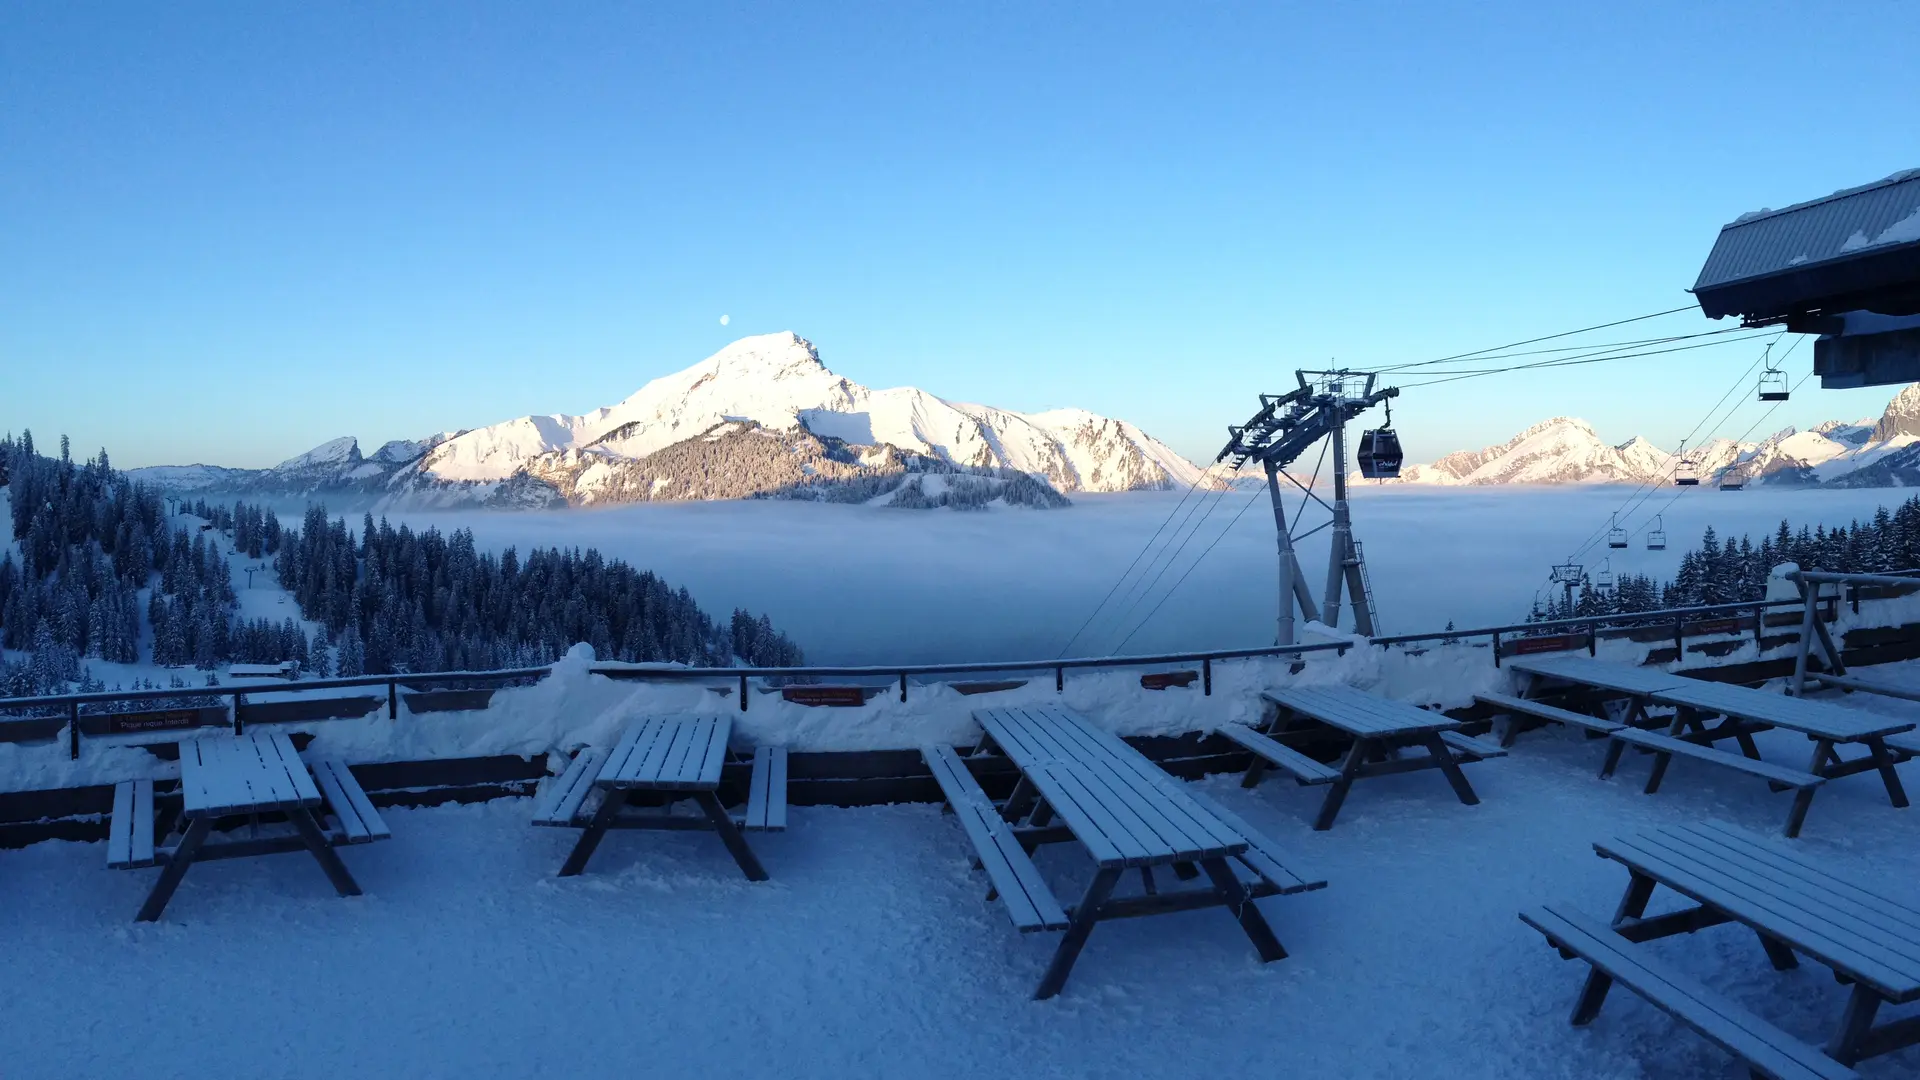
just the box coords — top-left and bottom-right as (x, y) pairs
(1312, 738), (1372, 831)
(136, 815), (212, 922)
(1199, 857), (1286, 963)
(1422, 733), (1480, 807)
(558, 786), (627, 877)
(1002, 775), (1039, 822)
(695, 790), (769, 882)
(1034, 866), (1123, 1000)
(1826, 983), (1884, 1065)
(1642, 747), (1674, 795)
(1755, 931), (1799, 971)
(289, 807), (362, 898)
(1610, 871), (1655, 927)
(1865, 738), (1910, 808)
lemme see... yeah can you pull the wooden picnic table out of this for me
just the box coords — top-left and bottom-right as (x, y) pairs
(540, 715), (772, 881)
(952, 704), (1325, 999)
(1645, 679), (1915, 808)
(1241, 686), (1501, 830)
(1592, 821), (1920, 1066)
(132, 733), (380, 922)
(1507, 655), (1693, 729)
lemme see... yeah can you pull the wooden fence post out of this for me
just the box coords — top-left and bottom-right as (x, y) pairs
(899, 672), (908, 703)
(68, 700), (80, 760)
(233, 693), (245, 736)
(1203, 658), (1212, 696)
(739, 673), (749, 712)
(388, 679), (398, 720)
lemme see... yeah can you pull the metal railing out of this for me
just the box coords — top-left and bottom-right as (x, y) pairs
(3, 576), (1913, 760)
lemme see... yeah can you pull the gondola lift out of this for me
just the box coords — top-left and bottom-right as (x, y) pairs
(1356, 400), (1403, 480)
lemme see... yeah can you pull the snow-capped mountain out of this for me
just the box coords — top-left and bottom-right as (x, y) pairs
(1366, 386), (1920, 488)
(128, 332), (1213, 509)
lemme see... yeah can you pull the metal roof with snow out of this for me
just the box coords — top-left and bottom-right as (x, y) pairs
(1693, 169), (1920, 321)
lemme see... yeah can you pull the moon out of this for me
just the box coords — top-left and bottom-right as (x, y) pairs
(719, 314), (730, 326)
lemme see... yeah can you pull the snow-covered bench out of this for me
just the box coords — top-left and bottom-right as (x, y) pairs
(1601, 729), (1825, 837)
(739, 746), (788, 832)
(1520, 903), (1858, 1080)
(310, 759), (391, 844)
(531, 748), (609, 828)
(920, 743), (1067, 933)
(106, 779), (158, 870)
(1215, 724), (1340, 785)
(1474, 692), (1624, 746)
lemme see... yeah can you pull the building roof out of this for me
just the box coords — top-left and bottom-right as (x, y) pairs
(1693, 169), (1920, 321)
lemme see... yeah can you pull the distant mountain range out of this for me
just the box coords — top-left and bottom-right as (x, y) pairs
(129, 332), (1218, 510)
(1359, 385), (1920, 488)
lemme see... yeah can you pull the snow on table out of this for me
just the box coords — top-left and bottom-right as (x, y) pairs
(1, 736), (1914, 1079)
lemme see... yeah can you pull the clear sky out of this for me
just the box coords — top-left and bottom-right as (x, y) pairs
(3, 2), (1916, 469)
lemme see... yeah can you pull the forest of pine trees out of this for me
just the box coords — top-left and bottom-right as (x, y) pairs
(271, 505), (805, 674)
(1530, 495), (1920, 624)
(0, 432), (803, 699)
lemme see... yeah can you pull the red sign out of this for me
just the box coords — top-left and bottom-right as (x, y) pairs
(1686, 618), (1752, 637)
(105, 708), (210, 734)
(1139, 671), (1199, 691)
(1503, 633), (1586, 658)
(781, 686), (868, 707)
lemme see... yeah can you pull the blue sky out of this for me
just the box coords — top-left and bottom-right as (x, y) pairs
(3, 2), (1916, 469)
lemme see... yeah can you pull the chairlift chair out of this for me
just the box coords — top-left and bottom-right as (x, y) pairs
(1758, 368), (1789, 402)
(1607, 513), (1627, 549)
(1673, 440), (1700, 486)
(1595, 559), (1614, 591)
(1356, 400), (1402, 479)
(1720, 469), (1745, 491)
(1647, 515), (1667, 551)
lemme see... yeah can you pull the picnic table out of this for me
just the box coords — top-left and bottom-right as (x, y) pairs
(1643, 679), (1915, 808)
(1226, 685), (1505, 830)
(112, 732), (389, 922)
(533, 715), (786, 881)
(1504, 655), (1693, 731)
(1523, 821), (1920, 1073)
(924, 704), (1326, 999)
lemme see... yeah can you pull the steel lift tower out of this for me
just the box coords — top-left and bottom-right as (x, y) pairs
(1218, 371), (1399, 645)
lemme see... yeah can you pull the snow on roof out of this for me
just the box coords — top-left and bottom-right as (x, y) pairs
(1695, 169), (1920, 296)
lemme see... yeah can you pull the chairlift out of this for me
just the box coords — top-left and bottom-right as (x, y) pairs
(1356, 400), (1402, 479)
(1647, 515), (1667, 551)
(1673, 440), (1700, 486)
(1758, 344), (1790, 402)
(1720, 468), (1746, 491)
(1595, 559), (1614, 591)
(1607, 513), (1628, 549)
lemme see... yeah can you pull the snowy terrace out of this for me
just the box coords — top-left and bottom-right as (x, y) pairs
(2, 626), (1920, 1078)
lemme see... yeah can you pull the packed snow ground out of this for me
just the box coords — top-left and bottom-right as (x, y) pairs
(1, 708), (1915, 1079)
(380, 485), (1918, 664)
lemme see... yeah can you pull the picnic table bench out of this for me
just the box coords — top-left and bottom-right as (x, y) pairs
(106, 732), (389, 921)
(1228, 685), (1504, 830)
(922, 703), (1326, 999)
(533, 715), (786, 881)
(1521, 821), (1920, 1072)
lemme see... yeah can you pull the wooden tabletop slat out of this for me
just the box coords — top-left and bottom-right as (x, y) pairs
(180, 733), (322, 817)
(1650, 680), (1916, 741)
(597, 716), (730, 791)
(1507, 655), (1692, 696)
(974, 705), (1244, 867)
(1597, 825), (1920, 1002)
(1263, 686), (1458, 737)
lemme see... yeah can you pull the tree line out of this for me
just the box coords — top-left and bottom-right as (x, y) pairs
(1530, 496), (1920, 623)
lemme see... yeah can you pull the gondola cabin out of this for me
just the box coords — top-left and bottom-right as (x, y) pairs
(1356, 428), (1402, 479)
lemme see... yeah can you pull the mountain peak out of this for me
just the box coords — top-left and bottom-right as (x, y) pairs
(274, 436), (360, 472)
(703, 331), (825, 377)
(1872, 383), (1920, 442)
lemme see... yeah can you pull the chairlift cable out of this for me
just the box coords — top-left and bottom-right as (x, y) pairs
(1111, 483), (1271, 654)
(1365, 304), (1701, 375)
(1054, 463), (1213, 656)
(1099, 480), (1239, 654)
(1393, 331), (1777, 389)
(1364, 325), (1760, 377)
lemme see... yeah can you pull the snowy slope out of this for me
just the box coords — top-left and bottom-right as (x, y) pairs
(1374, 386), (1920, 488)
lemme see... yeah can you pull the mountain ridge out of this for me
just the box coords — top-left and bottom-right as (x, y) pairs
(129, 332), (1217, 510)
